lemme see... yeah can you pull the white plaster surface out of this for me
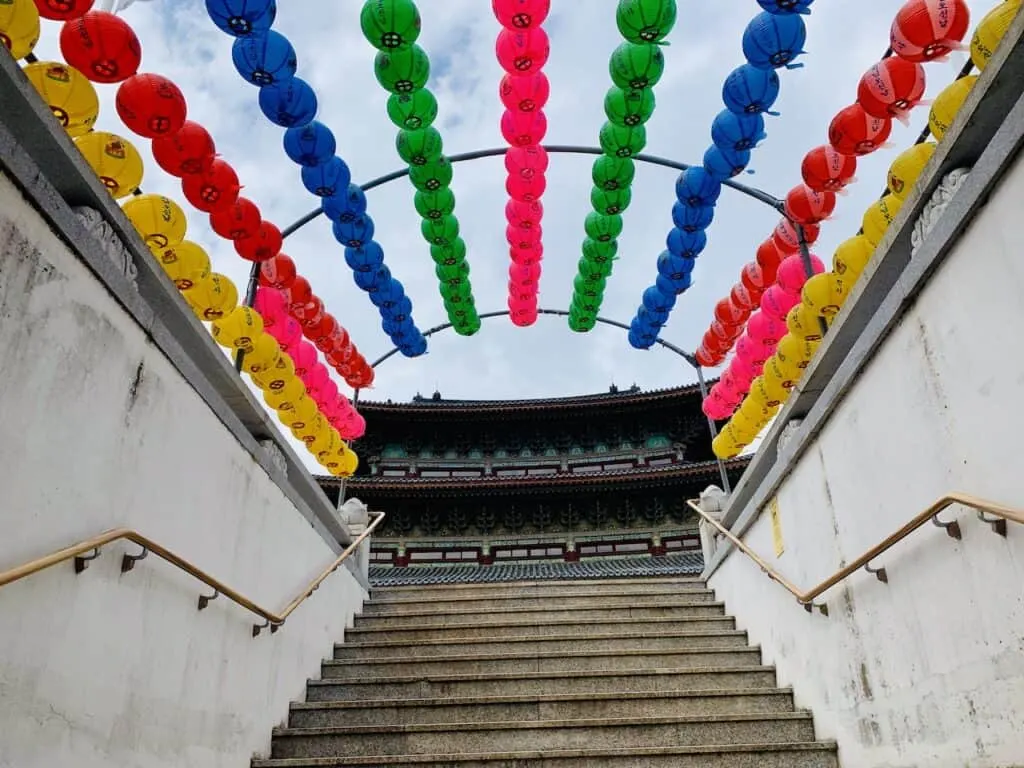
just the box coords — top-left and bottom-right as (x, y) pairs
(0, 171), (368, 767)
(708, 151), (1024, 766)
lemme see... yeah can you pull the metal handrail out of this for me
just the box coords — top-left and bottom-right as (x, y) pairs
(0, 512), (385, 636)
(688, 494), (1023, 615)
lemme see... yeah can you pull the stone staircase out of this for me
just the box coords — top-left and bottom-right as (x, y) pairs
(254, 577), (838, 767)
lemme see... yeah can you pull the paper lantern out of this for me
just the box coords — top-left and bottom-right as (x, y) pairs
(857, 57), (926, 121)
(832, 235), (874, 280)
(122, 193), (186, 250)
(776, 333), (819, 370)
(584, 212), (623, 244)
(254, 285), (287, 320)
(887, 141), (936, 200)
(506, 171), (546, 202)
(184, 273), (238, 322)
(181, 158), (240, 214)
(383, 93), (437, 136)
(117, 73), (188, 139)
(802, 271), (849, 317)
(731, 283), (754, 312)
(241, 332), (281, 375)
(714, 297), (745, 326)
(205, 0), (275, 37)
(23, 61), (98, 137)
(73, 131), (143, 198)
(695, 345), (723, 368)
(396, 126), (443, 166)
(605, 86), (656, 127)
(675, 167), (722, 208)
(431, 237), (468, 265)
(212, 306), (264, 351)
(765, 355), (799, 396)
(155, 240), (210, 290)
(258, 76), (317, 127)
(59, 11), (140, 84)
(672, 202), (714, 233)
(278, 394), (317, 429)
(829, 103), (892, 156)
(264, 377), (306, 412)
(609, 42), (664, 89)
(777, 253), (824, 294)
(409, 156), (453, 192)
(374, 45), (430, 95)
(414, 188), (456, 221)
(773, 218), (819, 255)
(258, 254), (296, 290)
(591, 186), (631, 216)
(784, 184), (836, 225)
(282, 121), (335, 168)
(235, 220), (283, 262)
(862, 193), (904, 247)
(666, 227), (706, 258)
(736, 334), (769, 367)
(360, 0), (420, 50)
(35, 0), (94, 22)
(345, 242), (386, 274)
(599, 121), (646, 158)
(741, 262), (766, 295)
(760, 284), (800, 321)
(501, 108), (547, 146)
(297, 157), (347, 198)
(1, 0), (40, 59)
(971, 1), (1021, 71)
(494, 0), (550, 29)
(499, 72), (549, 113)
(757, 0), (814, 13)
(591, 155), (635, 192)
(616, 0), (676, 43)
(786, 302), (824, 341)
(742, 11), (806, 69)
(496, 27), (549, 75)
(322, 184), (368, 223)
(333, 215), (376, 248)
(712, 109), (766, 152)
(506, 145), (549, 182)
(756, 238), (784, 282)
(267, 314), (302, 351)
(231, 29), (296, 86)
(891, 0), (971, 62)
(151, 120), (215, 177)
(722, 63), (780, 115)
(210, 197), (260, 240)
(748, 309), (786, 347)
(294, 294), (323, 324)
(801, 145), (857, 192)
(703, 145), (751, 181)
(929, 75), (977, 141)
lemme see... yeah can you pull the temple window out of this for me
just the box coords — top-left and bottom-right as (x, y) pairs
(382, 444), (407, 459)
(645, 435), (672, 449)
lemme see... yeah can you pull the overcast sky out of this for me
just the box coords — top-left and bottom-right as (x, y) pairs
(35, 0), (997, 407)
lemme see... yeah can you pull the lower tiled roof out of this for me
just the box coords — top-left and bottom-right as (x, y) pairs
(368, 552), (704, 586)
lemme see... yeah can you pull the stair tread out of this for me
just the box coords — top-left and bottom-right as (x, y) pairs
(336, 629), (745, 649)
(368, 588), (712, 605)
(371, 577), (705, 592)
(360, 600), (722, 618)
(347, 615), (732, 634)
(253, 741), (838, 766)
(324, 645), (759, 666)
(291, 687), (795, 711)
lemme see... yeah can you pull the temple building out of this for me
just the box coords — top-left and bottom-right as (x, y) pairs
(317, 383), (749, 583)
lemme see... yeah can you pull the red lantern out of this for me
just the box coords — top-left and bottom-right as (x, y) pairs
(506, 198), (543, 228)
(210, 197), (261, 240)
(828, 104), (892, 157)
(506, 223), (541, 249)
(495, 27), (550, 75)
(857, 57), (927, 123)
(730, 284), (754, 312)
(510, 241), (543, 265)
(282, 276), (312, 313)
(756, 238), (785, 282)
(501, 109), (547, 147)
(784, 184), (836, 225)
(115, 73), (187, 139)
(235, 221), (283, 263)
(59, 11), (140, 84)
(348, 363), (375, 389)
(506, 171), (546, 202)
(772, 219), (819, 256)
(694, 345), (723, 368)
(493, 0), (550, 29)
(710, 319), (742, 343)
(702, 330), (729, 355)
(801, 145), (857, 192)
(35, 0), (96, 21)
(504, 144), (549, 179)
(499, 72), (550, 112)
(259, 254), (296, 290)
(891, 0), (971, 62)
(741, 262), (766, 295)
(181, 159), (240, 214)
(714, 297), (744, 326)
(151, 121), (215, 177)
(295, 295), (323, 324)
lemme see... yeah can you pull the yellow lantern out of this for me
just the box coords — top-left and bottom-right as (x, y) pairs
(832, 235), (874, 281)
(252, 352), (295, 392)
(22, 61), (98, 137)
(338, 444), (359, 476)
(73, 131), (144, 199)
(122, 193), (187, 251)
(155, 240), (210, 290)
(243, 333), (282, 375)
(929, 75), (978, 142)
(751, 375), (785, 409)
(264, 375), (306, 411)
(278, 394), (318, 429)
(307, 422), (337, 458)
(802, 272), (849, 318)
(862, 194), (904, 248)
(291, 412), (325, 444)
(212, 307), (264, 352)
(971, 1), (1021, 71)
(887, 142), (936, 201)
(712, 430), (741, 460)
(729, 406), (761, 444)
(183, 273), (238, 322)
(1, 0), (40, 61)
(787, 303), (824, 342)
(777, 333), (819, 371)
(763, 356), (795, 402)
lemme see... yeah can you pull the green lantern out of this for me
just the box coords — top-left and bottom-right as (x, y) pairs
(442, 283), (472, 303)
(396, 127), (443, 166)
(569, 315), (596, 332)
(422, 214), (459, 246)
(573, 294), (601, 314)
(386, 89), (438, 130)
(436, 260), (470, 282)
(591, 156), (636, 191)
(374, 45), (430, 94)
(585, 212), (624, 242)
(410, 157), (453, 191)
(430, 237), (466, 265)
(578, 256), (613, 281)
(599, 122), (646, 158)
(616, 0), (677, 44)
(415, 187), (456, 220)
(591, 185), (633, 216)
(574, 274), (606, 298)
(609, 43), (665, 90)
(604, 87), (656, 127)
(583, 237), (618, 261)
(360, 0), (422, 50)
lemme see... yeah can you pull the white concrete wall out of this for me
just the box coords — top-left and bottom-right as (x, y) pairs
(708, 151), (1024, 766)
(0, 170), (368, 767)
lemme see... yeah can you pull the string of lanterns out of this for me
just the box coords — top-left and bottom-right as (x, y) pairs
(710, 0), (1019, 459)
(627, 1), (811, 351)
(567, 0), (676, 333)
(359, 0), (481, 339)
(494, 0), (550, 328)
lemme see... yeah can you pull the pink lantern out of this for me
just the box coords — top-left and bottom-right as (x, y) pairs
(760, 284), (800, 321)
(501, 109), (547, 146)
(496, 27), (549, 75)
(730, 355), (759, 386)
(267, 316), (302, 351)
(505, 144), (549, 179)
(314, 378), (339, 409)
(735, 335), (763, 367)
(510, 261), (541, 284)
(721, 368), (749, 397)
(776, 253), (824, 294)
(506, 171), (546, 202)
(506, 198), (543, 226)
(493, 0), (550, 29)
(499, 72), (550, 112)
(507, 223), (542, 249)
(511, 241), (543, 265)
(254, 287), (287, 321)
(292, 341), (318, 379)
(747, 310), (786, 348)
(509, 282), (536, 303)
(303, 362), (329, 392)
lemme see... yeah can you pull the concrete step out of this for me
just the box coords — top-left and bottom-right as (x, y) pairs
(370, 577), (706, 602)
(333, 629), (750, 660)
(354, 602), (725, 629)
(306, 665), (781, 702)
(289, 688), (796, 728)
(345, 615), (735, 643)
(361, 593), (714, 615)
(269, 713), (818, 758)
(253, 741), (839, 767)
(368, 585), (713, 609)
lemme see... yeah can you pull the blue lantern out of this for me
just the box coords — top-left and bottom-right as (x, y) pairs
(399, 333), (428, 357)
(757, 0), (814, 14)
(322, 184), (367, 223)
(206, 0), (276, 37)
(703, 145), (751, 181)
(332, 215), (375, 248)
(629, 317), (657, 347)
(627, 329), (649, 349)
(671, 201), (714, 232)
(232, 30), (296, 86)
(639, 306), (669, 327)
(383, 315), (415, 336)
(371, 278), (406, 309)
(302, 157), (351, 197)
(657, 269), (692, 295)
(344, 242), (385, 273)
(657, 250), (696, 280)
(258, 77), (317, 127)
(675, 167), (722, 208)
(667, 228), (707, 259)
(382, 295), (413, 322)
(711, 110), (767, 152)
(722, 64), (780, 115)
(283, 121), (336, 167)
(743, 12), (807, 70)
(642, 284), (676, 313)
(354, 265), (390, 292)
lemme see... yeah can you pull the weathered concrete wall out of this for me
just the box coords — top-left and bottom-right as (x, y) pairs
(0, 168), (367, 767)
(706, 133), (1024, 765)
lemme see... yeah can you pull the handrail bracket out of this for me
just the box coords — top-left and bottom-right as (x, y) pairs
(931, 514), (962, 540)
(197, 589), (219, 611)
(74, 548), (101, 574)
(802, 601), (829, 617)
(978, 512), (1008, 537)
(121, 546), (148, 573)
(864, 562), (888, 584)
